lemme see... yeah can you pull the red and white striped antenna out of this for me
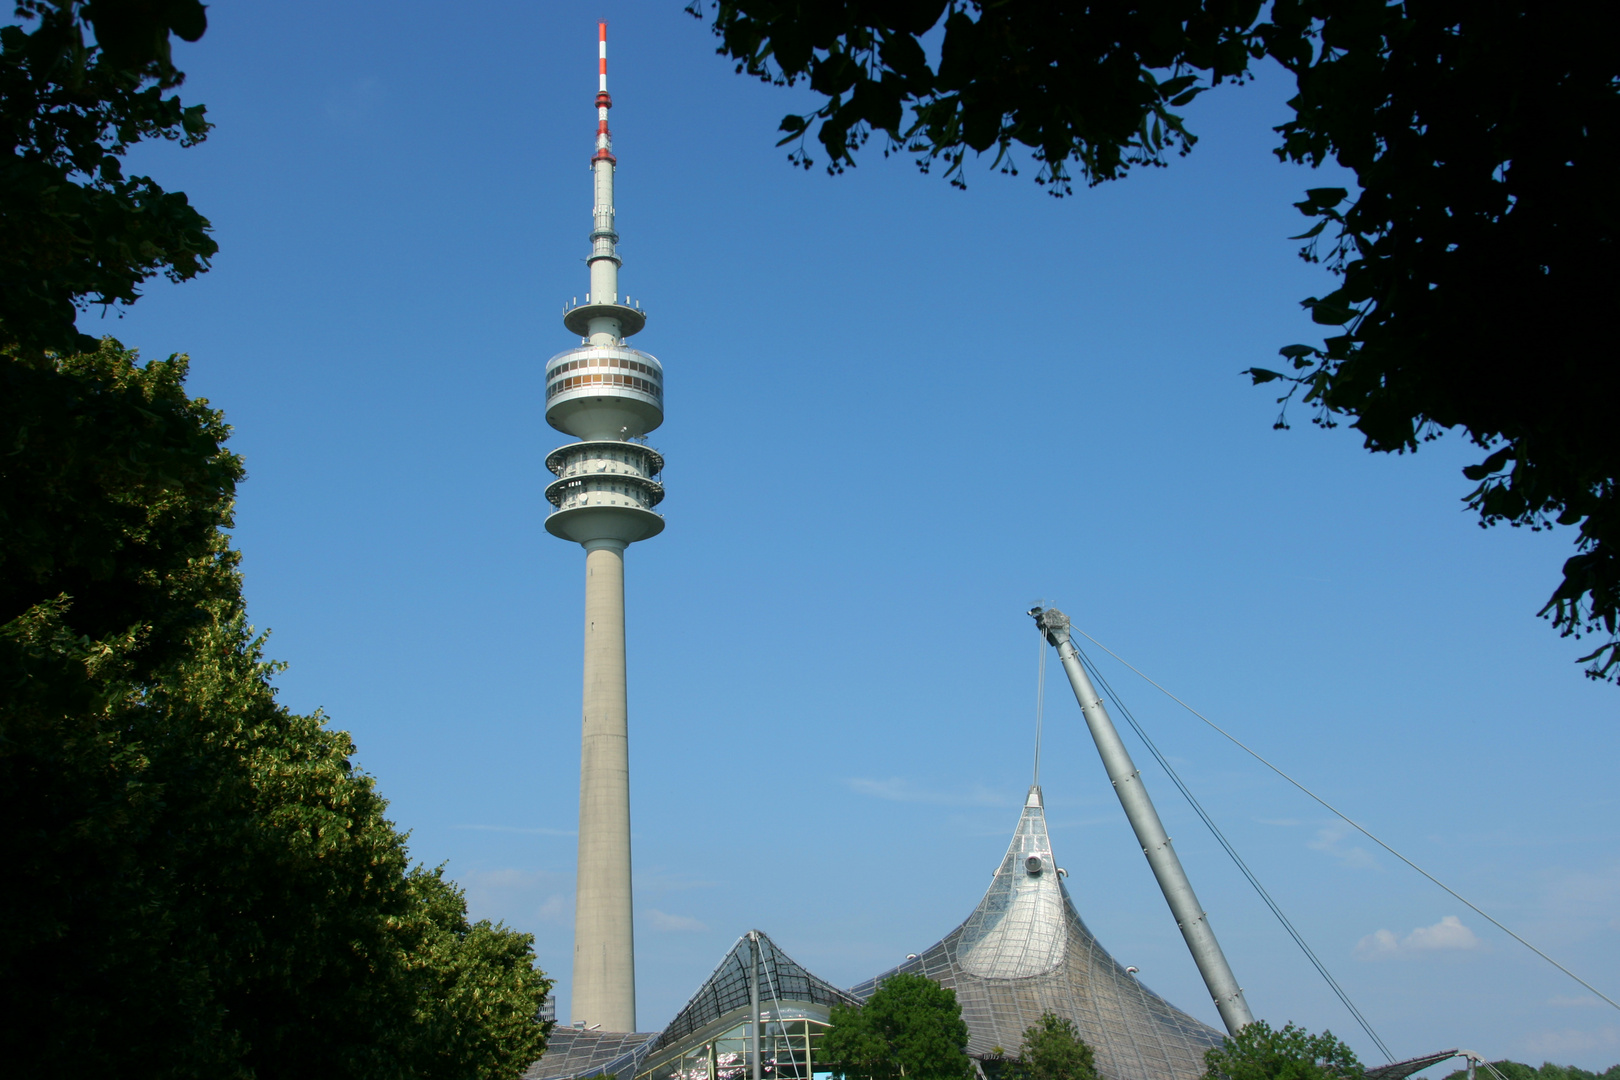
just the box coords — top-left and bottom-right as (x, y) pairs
(593, 21), (614, 164)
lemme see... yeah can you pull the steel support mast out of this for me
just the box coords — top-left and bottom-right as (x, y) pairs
(748, 931), (762, 1080)
(1031, 607), (1254, 1035)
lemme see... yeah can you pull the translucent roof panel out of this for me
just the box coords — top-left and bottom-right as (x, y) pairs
(650, 931), (862, 1056)
(959, 787), (1068, 978)
(526, 1030), (661, 1080)
(849, 786), (1224, 1080)
(1366, 1050), (1466, 1080)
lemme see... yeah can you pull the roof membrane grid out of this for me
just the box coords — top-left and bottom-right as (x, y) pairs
(526, 788), (1226, 1080)
(1365, 1050), (1467, 1080)
(850, 789), (1223, 1080)
(526, 1030), (661, 1080)
(650, 931), (861, 1058)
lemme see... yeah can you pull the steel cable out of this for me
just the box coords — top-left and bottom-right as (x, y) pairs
(1068, 643), (1395, 1062)
(1069, 624), (1620, 1016)
(1035, 631), (1048, 786)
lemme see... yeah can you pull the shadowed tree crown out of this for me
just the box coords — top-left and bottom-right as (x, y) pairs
(690, 0), (1620, 684)
(1, 0), (215, 360)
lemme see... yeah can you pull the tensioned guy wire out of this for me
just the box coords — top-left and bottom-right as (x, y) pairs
(1070, 643), (1394, 1062)
(1071, 624), (1620, 1015)
(1034, 631), (1048, 786)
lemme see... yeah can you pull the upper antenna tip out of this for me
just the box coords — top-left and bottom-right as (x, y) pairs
(597, 21), (609, 94)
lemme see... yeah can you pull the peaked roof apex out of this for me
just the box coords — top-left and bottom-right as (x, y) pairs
(648, 930), (859, 1057)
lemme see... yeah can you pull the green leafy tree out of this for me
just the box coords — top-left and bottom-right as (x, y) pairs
(0, 331), (241, 665)
(2, 0), (216, 359)
(1440, 1063), (1620, 1080)
(0, 341), (552, 1078)
(2, 7), (553, 1074)
(1012, 1013), (1098, 1080)
(822, 972), (974, 1080)
(691, 0), (1620, 683)
(400, 867), (557, 1080)
(1201, 1020), (1363, 1080)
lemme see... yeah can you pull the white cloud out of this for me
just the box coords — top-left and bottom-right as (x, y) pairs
(1548, 995), (1604, 1009)
(1405, 915), (1481, 951)
(1309, 822), (1380, 870)
(844, 777), (1008, 807)
(647, 909), (707, 933)
(1356, 915), (1481, 959)
(1356, 929), (1400, 957)
(1523, 1026), (1620, 1056)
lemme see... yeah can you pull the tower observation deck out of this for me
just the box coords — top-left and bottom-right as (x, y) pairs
(548, 22), (661, 1035)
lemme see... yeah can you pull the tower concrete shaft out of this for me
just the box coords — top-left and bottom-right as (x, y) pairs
(574, 538), (634, 1031)
(547, 22), (664, 1034)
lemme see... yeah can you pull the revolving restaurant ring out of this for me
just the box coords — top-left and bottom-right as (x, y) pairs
(545, 344), (662, 403)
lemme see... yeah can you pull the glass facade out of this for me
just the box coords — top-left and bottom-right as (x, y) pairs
(636, 1014), (833, 1080)
(631, 930), (858, 1080)
(545, 345), (664, 402)
(547, 370), (662, 401)
(649, 932), (859, 1054)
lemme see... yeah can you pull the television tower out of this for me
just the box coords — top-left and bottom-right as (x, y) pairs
(544, 21), (664, 1034)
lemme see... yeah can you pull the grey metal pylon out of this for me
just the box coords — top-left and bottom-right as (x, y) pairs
(1031, 607), (1253, 1035)
(850, 787), (1223, 1080)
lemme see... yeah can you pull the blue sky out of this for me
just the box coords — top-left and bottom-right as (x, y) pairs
(98, 0), (1618, 1069)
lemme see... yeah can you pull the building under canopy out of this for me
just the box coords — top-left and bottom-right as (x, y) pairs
(528, 785), (1223, 1080)
(528, 930), (856, 1080)
(850, 786), (1222, 1080)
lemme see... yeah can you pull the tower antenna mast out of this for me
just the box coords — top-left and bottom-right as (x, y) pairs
(545, 21), (667, 1033)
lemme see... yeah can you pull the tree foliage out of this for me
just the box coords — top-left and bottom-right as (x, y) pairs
(0, 341), (553, 1078)
(822, 972), (975, 1080)
(691, 0), (1620, 683)
(1, 328), (241, 662)
(1441, 1063), (1620, 1080)
(1, 0), (216, 359)
(693, 0), (1259, 190)
(1012, 1013), (1099, 1080)
(1, 5), (554, 1073)
(1201, 1020), (1363, 1080)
